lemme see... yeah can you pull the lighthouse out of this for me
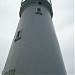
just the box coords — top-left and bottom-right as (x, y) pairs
(2, 0), (67, 75)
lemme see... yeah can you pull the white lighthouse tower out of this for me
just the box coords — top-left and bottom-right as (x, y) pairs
(2, 0), (67, 75)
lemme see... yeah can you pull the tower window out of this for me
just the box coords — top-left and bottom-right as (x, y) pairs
(14, 30), (22, 42)
(35, 8), (42, 15)
(38, 2), (42, 5)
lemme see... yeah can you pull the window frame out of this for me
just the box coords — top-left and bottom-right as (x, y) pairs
(35, 8), (43, 15)
(14, 30), (22, 42)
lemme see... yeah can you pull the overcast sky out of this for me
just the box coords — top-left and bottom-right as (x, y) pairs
(0, 0), (74, 75)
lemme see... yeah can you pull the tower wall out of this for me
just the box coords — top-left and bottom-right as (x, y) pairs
(2, 2), (66, 75)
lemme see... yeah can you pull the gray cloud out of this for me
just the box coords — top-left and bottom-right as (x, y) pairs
(52, 0), (74, 30)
